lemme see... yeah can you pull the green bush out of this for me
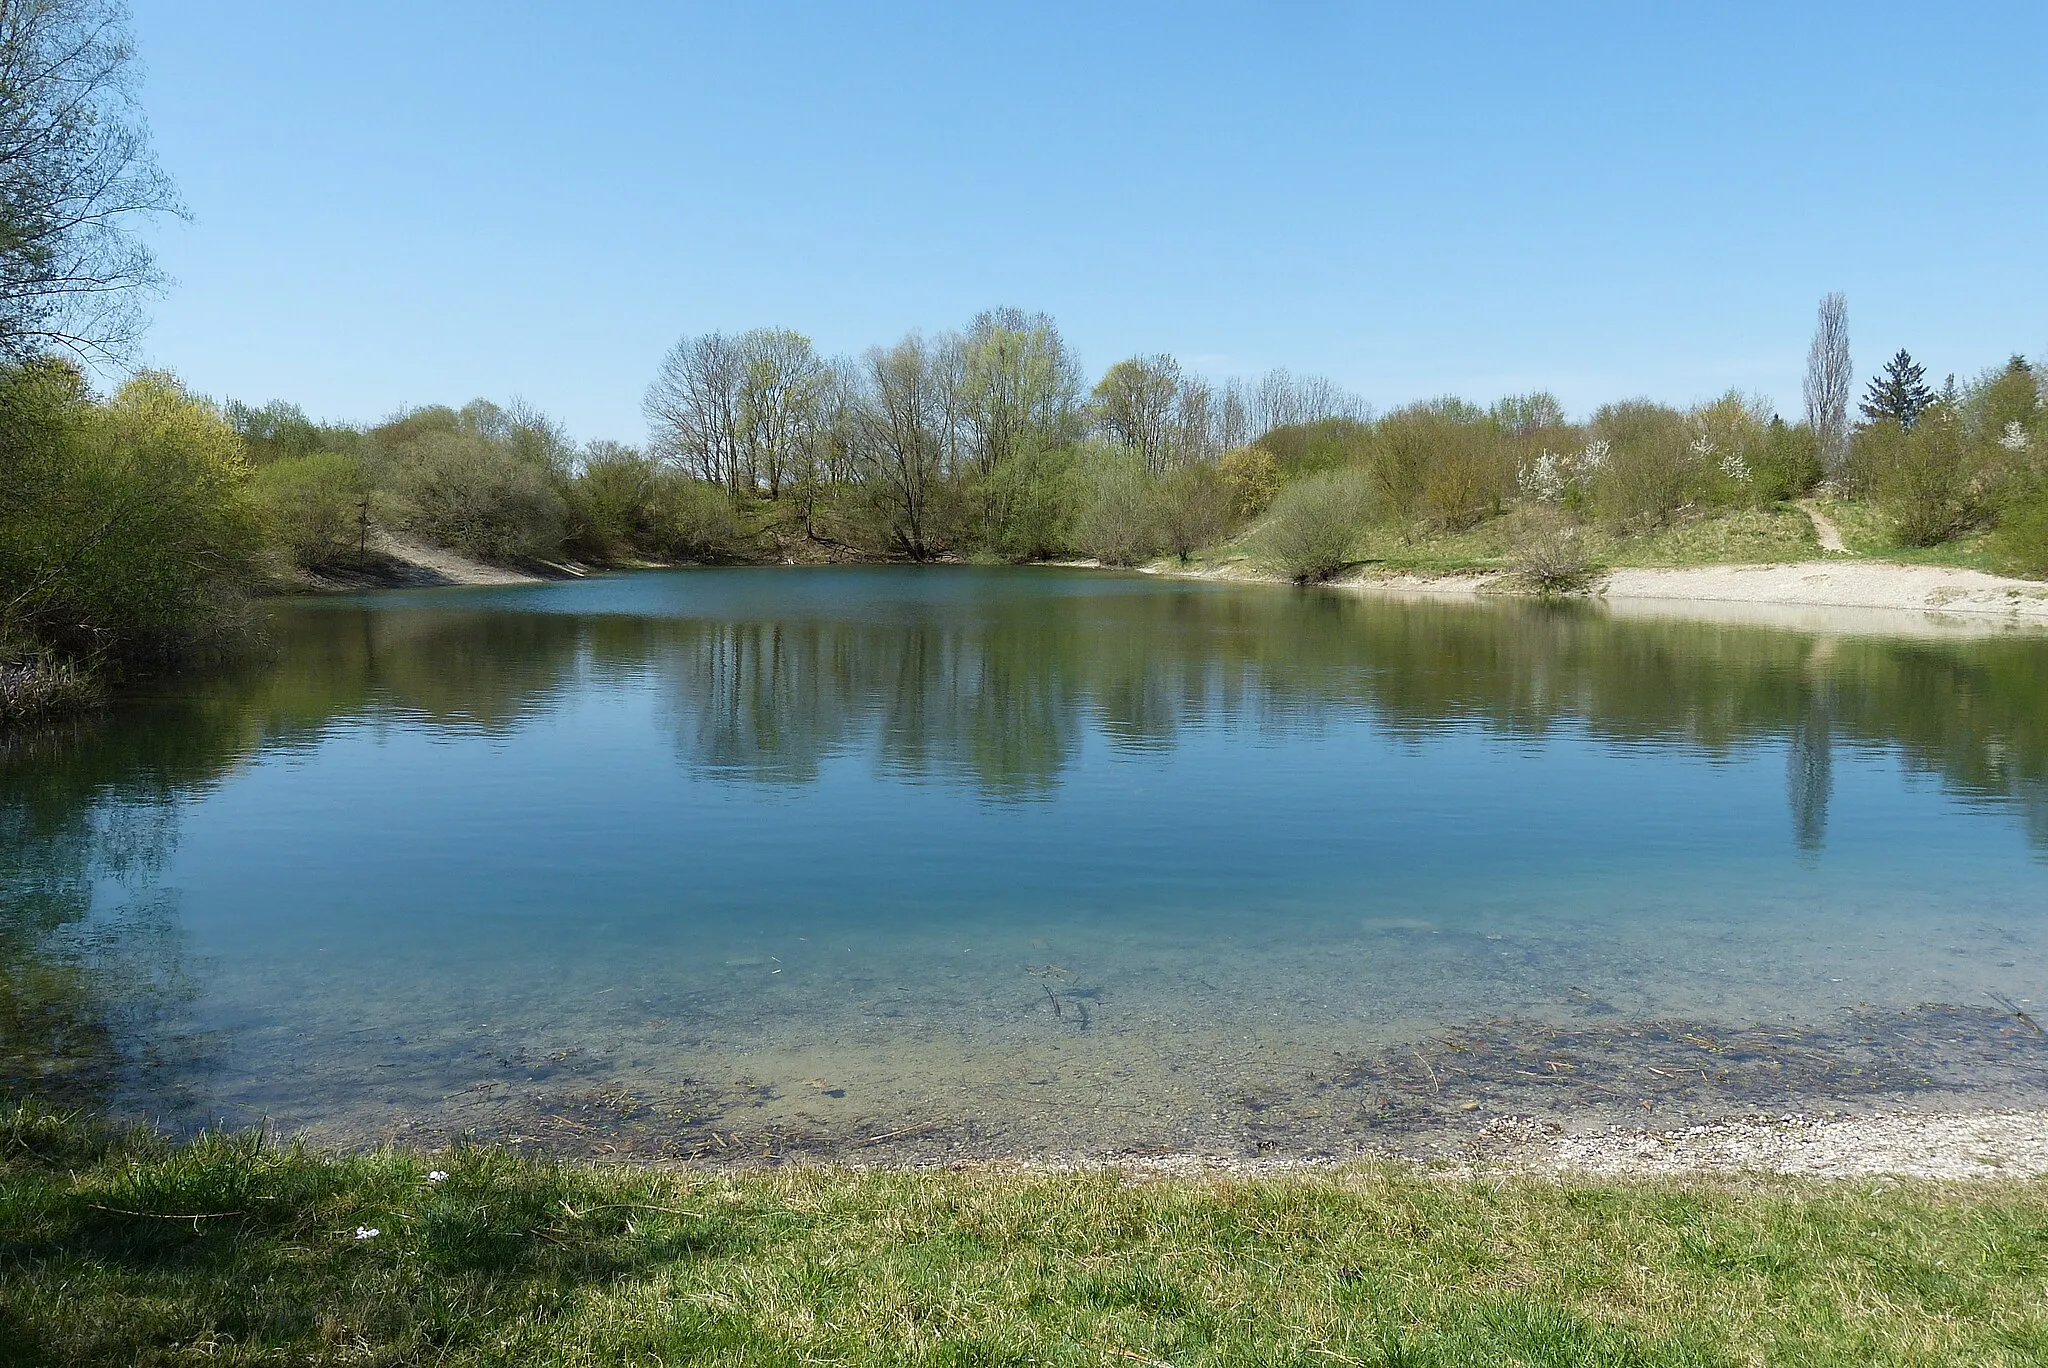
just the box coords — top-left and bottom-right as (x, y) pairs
(1074, 449), (1158, 565)
(1862, 408), (1990, 547)
(0, 365), (263, 666)
(252, 451), (369, 568)
(1256, 468), (1370, 581)
(1219, 446), (1281, 519)
(973, 445), (1077, 563)
(565, 446), (661, 560)
(1746, 419), (1824, 503)
(647, 472), (744, 562)
(383, 429), (566, 562)
(1150, 463), (1234, 562)
(1994, 485), (2048, 576)
(1589, 401), (1695, 531)
(1367, 402), (1504, 533)
(1253, 417), (1371, 476)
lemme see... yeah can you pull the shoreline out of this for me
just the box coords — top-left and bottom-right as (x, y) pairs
(1134, 555), (2048, 634)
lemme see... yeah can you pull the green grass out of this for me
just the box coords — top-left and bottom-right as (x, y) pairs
(4, 1106), (2047, 1366)
(1192, 504), (1826, 579)
(1813, 498), (2017, 574)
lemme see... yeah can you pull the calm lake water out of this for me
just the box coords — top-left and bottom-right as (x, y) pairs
(5, 567), (2047, 1160)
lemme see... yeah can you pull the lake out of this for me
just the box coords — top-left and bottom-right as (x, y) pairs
(5, 567), (2046, 1161)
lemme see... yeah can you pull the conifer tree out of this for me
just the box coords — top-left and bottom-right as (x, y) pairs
(1860, 349), (1935, 429)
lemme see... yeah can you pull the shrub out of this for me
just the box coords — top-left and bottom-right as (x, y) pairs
(1074, 449), (1158, 565)
(1256, 468), (1369, 582)
(252, 451), (369, 568)
(1511, 509), (1594, 594)
(974, 445), (1077, 562)
(1, 367), (264, 666)
(383, 430), (566, 561)
(1252, 417), (1371, 476)
(1866, 407), (1990, 547)
(1150, 463), (1234, 562)
(648, 473), (744, 562)
(1747, 419), (1824, 503)
(1363, 402), (1505, 534)
(1218, 446), (1281, 519)
(566, 445), (661, 560)
(1994, 485), (2048, 576)
(1589, 400), (1694, 531)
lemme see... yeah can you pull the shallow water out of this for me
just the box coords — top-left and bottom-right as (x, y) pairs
(5, 567), (2047, 1159)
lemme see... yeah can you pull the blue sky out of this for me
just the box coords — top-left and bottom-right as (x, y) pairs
(128, 1), (2046, 444)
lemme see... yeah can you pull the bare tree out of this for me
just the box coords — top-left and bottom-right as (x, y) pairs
(0, 0), (183, 361)
(1803, 292), (1852, 474)
(644, 333), (744, 491)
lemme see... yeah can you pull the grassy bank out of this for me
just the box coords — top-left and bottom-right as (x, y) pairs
(3, 1107), (2045, 1366)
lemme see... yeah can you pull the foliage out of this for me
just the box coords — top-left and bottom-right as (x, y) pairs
(1256, 468), (1369, 581)
(973, 443), (1077, 562)
(3, 1107), (2047, 1367)
(251, 451), (370, 569)
(1746, 418), (1824, 502)
(1252, 416), (1372, 476)
(0, 364), (262, 668)
(1861, 349), (1936, 429)
(1090, 354), (1186, 474)
(1994, 485), (2048, 577)
(1149, 462), (1234, 563)
(1588, 400), (1697, 531)
(1857, 407), (1994, 548)
(375, 408), (567, 562)
(1073, 447), (1157, 565)
(1218, 445), (1281, 518)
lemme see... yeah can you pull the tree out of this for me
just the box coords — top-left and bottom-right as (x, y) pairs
(644, 333), (744, 491)
(1861, 349), (1935, 430)
(735, 328), (826, 500)
(1091, 355), (1182, 474)
(1802, 292), (1851, 472)
(957, 308), (1082, 478)
(0, 0), (183, 361)
(848, 335), (954, 559)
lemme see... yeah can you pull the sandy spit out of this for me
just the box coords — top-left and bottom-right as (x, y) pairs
(1133, 558), (2048, 635)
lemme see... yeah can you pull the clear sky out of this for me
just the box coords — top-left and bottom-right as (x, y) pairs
(127, 1), (2046, 445)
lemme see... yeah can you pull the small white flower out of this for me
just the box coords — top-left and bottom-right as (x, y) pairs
(1999, 421), (2032, 453)
(427, 1171), (449, 1184)
(354, 1225), (380, 1241)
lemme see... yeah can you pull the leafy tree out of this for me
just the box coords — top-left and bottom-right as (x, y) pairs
(1861, 349), (1935, 430)
(1091, 355), (1183, 474)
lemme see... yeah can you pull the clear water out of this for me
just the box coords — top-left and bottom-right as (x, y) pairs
(5, 567), (2046, 1159)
